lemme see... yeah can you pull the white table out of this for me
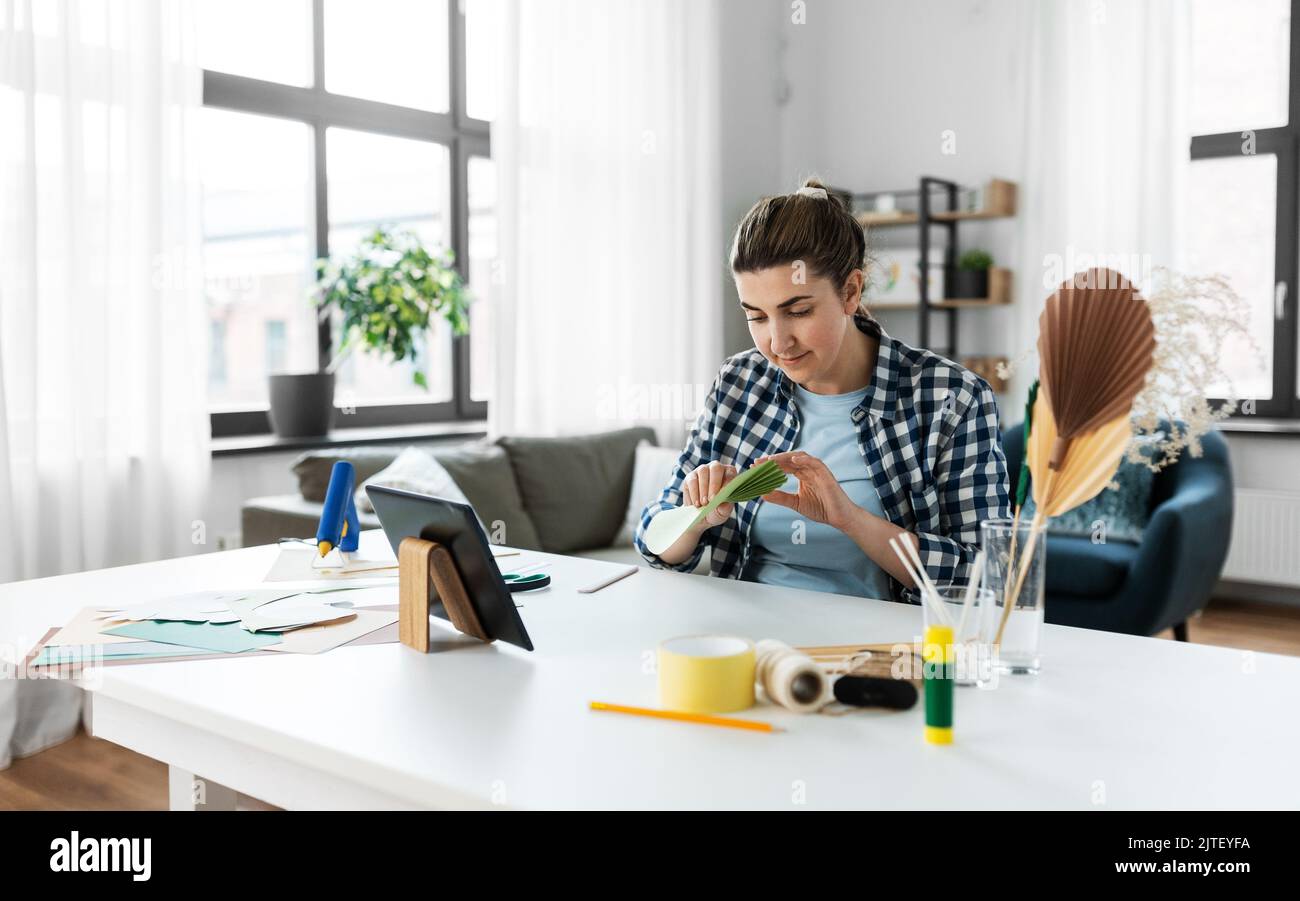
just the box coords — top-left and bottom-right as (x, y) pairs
(2, 530), (1297, 810)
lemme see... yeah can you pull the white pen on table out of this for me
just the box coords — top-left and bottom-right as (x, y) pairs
(577, 565), (639, 594)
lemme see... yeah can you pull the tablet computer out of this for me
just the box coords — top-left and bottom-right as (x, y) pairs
(365, 484), (534, 651)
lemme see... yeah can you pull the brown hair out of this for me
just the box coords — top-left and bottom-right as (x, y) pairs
(729, 177), (871, 317)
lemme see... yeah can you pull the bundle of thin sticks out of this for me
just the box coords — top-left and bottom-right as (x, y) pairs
(886, 535), (987, 640)
(796, 642), (924, 684)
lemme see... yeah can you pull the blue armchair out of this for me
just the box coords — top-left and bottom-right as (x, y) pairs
(1000, 423), (1233, 639)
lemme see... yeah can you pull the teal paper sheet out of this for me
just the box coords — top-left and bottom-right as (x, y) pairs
(103, 620), (284, 654)
(33, 641), (216, 666)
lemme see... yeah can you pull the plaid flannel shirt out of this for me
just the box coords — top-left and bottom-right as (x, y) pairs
(633, 314), (1010, 602)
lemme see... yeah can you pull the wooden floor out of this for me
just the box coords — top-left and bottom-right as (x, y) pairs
(0, 731), (279, 811)
(3, 596), (1298, 811)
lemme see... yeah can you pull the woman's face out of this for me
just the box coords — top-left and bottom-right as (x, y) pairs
(735, 266), (863, 384)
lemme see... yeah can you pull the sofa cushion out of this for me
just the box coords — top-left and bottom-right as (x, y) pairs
(614, 440), (683, 546)
(356, 446), (470, 514)
(1045, 535), (1139, 599)
(428, 443), (542, 550)
(497, 426), (654, 553)
(290, 442), (542, 551)
(292, 448), (402, 502)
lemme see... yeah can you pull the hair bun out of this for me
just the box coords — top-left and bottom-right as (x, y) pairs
(794, 185), (828, 200)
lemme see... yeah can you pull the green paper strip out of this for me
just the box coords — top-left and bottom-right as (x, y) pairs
(1015, 379), (1039, 510)
(687, 459), (789, 529)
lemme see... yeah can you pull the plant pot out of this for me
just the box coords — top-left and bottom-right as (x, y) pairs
(268, 372), (335, 438)
(948, 267), (989, 300)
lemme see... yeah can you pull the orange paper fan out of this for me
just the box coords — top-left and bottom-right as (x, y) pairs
(1036, 268), (1156, 470)
(994, 268), (1157, 646)
(1026, 392), (1131, 518)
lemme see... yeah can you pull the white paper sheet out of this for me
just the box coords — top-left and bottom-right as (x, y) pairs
(263, 608), (399, 654)
(263, 545), (399, 582)
(46, 606), (137, 647)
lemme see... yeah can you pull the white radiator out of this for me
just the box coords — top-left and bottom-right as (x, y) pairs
(1221, 489), (1300, 588)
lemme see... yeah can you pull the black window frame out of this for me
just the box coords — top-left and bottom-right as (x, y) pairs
(203, 0), (489, 438)
(1192, 0), (1300, 420)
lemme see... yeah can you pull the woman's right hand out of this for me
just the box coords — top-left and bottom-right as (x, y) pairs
(682, 461), (739, 529)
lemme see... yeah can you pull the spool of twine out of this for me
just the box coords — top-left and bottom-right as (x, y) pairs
(755, 639), (829, 714)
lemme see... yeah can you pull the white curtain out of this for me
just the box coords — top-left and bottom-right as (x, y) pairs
(0, 0), (209, 580)
(1008, 0), (1190, 406)
(0, 0), (209, 767)
(490, 0), (725, 446)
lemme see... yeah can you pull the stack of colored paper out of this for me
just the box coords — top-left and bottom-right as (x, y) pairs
(31, 585), (400, 666)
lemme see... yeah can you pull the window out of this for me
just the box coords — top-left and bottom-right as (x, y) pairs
(210, 322), (227, 390)
(197, 0), (313, 87)
(199, 109), (313, 411)
(265, 321), (288, 375)
(326, 127), (455, 407)
(1189, 0), (1300, 418)
(323, 0), (450, 112)
(199, 0), (496, 436)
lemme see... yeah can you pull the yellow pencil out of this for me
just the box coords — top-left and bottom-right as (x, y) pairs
(589, 701), (783, 733)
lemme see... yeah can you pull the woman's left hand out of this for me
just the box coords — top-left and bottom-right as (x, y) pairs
(756, 451), (857, 531)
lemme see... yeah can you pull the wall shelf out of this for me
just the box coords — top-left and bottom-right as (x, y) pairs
(841, 178), (1019, 363)
(929, 208), (1014, 222)
(855, 211), (920, 227)
(872, 267), (1012, 310)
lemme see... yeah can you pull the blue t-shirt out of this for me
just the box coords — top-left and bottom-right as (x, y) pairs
(739, 382), (893, 599)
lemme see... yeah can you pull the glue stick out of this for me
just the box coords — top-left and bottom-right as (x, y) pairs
(923, 624), (954, 744)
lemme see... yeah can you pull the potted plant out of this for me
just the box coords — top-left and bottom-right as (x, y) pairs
(266, 226), (471, 438)
(948, 249), (993, 300)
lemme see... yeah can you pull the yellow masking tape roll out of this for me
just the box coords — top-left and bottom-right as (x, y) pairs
(658, 636), (756, 714)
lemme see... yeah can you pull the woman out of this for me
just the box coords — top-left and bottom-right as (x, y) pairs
(633, 179), (1010, 601)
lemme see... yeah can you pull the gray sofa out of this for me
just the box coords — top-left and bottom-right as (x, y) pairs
(241, 426), (699, 572)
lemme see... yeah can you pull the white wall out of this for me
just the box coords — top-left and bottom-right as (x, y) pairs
(718, 0), (1030, 358)
(207, 450), (308, 551)
(718, 0), (1033, 365)
(1225, 435), (1300, 492)
(776, 0), (1028, 368)
(718, 0), (787, 356)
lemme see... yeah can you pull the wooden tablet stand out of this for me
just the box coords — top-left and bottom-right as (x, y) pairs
(398, 536), (491, 651)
